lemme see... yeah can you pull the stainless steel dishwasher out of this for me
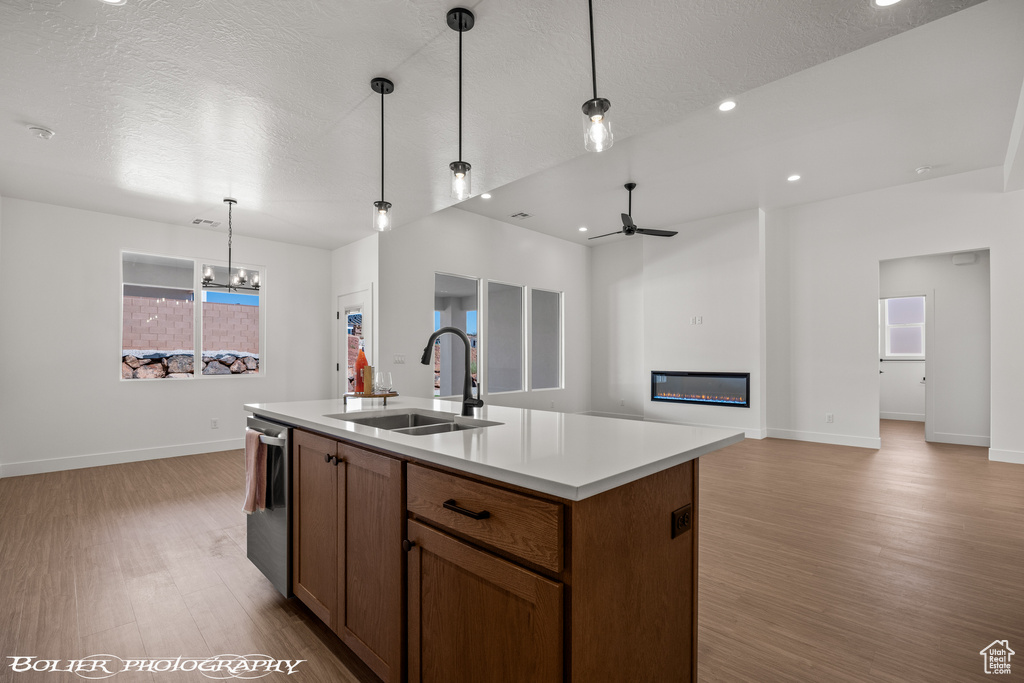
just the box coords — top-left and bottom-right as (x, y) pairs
(245, 415), (291, 597)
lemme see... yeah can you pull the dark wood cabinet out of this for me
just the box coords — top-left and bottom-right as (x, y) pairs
(290, 426), (699, 683)
(292, 430), (403, 683)
(291, 429), (338, 626)
(406, 519), (563, 683)
(336, 442), (404, 683)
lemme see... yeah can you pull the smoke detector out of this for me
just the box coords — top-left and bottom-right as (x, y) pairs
(28, 126), (55, 140)
(191, 218), (221, 228)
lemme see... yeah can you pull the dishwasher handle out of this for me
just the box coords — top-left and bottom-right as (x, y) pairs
(259, 434), (287, 447)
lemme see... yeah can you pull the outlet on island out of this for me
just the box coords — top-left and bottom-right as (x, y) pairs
(211, 418), (220, 429)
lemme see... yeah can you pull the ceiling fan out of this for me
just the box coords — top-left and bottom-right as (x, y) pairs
(588, 182), (678, 240)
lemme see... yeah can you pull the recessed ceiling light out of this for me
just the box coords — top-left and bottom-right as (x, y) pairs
(481, 193), (491, 199)
(718, 100), (737, 112)
(578, 227), (588, 232)
(915, 166), (932, 175)
(872, 0), (901, 6)
(787, 174), (801, 182)
(99, 0), (127, 5)
(27, 125), (55, 140)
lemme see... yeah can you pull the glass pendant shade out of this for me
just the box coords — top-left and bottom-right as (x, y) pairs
(450, 161), (472, 200)
(582, 97), (613, 152)
(374, 200), (393, 232)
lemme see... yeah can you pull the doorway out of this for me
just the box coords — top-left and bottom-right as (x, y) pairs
(338, 288), (373, 397)
(878, 251), (990, 446)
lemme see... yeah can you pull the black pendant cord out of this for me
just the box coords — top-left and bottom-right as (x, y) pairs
(458, 27), (463, 162)
(381, 89), (385, 203)
(628, 187), (632, 217)
(588, 0), (598, 101)
(227, 201), (233, 292)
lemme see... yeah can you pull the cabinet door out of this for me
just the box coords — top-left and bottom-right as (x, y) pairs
(407, 520), (562, 683)
(337, 444), (403, 683)
(291, 429), (338, 626)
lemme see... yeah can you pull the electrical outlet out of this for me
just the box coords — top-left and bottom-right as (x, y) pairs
(689, 316), (696, 325)
(210, 418), (220, 429)
(620, 399), (625, 407)
(696, 315), (703, 325)
(671, 504), (692, 538)
(825, 413), (834, 424)
(550, 401), (555, 409)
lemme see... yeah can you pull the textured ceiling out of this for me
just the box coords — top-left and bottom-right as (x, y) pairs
(460, 0), (1024, 244)
(0, 0), (992, 249)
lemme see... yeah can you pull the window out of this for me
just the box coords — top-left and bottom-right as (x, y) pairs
(434, 274), (479, 397)
(487, 281), (525, 393)
(531, 289), (561, 389)
(881, 296), (925, 358)
(122, 253), (196, 379)
(201, 265), (261, 375)
(121, 252), (264, 380)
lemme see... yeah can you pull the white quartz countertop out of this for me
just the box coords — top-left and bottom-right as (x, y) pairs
(244, 397), (744, 501)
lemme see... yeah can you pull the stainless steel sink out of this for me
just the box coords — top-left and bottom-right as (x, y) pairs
(391, 422), (480, 436)
(325, 409), (502, 435)
(336, 411), (453, 430)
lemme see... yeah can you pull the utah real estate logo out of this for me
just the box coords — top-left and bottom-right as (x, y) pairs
(979, 640), (1014, 675)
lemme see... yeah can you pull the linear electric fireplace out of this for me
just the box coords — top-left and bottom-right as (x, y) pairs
(651, 371), (750, 408)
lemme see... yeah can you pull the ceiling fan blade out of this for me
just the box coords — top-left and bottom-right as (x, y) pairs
(588, 230), (624, 240)
(621, 213), (636, 228)
(635, 228), (678, 237)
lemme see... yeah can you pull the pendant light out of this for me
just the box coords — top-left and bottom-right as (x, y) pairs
(582, 0), (613, 152)
(202, 198), (260, 292)
(447, 7), (474, 200)
(371, 77), (395, 232)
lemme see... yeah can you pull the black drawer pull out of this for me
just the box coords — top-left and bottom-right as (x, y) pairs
(443, 499), (490, 520)
(324, 453), (331, 463)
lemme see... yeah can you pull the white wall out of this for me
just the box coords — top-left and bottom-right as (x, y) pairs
(378, 207), (592, 413)
(331, 233), (379, 396)
(643, 210), (766, 437)
(766, 168), (1022, 460)
(879, 251), (991, 444)
(878, 359), (926, 422)
(0, 199), (333, 477)
(588, 210), (767, 437)
(590, 239), (645, 418)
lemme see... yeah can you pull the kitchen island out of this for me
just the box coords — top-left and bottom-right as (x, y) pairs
(245, 397), (744, 683)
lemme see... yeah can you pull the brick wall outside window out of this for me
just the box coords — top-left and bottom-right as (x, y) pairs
(122, 296), (258, 353)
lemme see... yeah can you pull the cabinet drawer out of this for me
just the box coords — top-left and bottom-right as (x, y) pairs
(407, 464), (563, 573)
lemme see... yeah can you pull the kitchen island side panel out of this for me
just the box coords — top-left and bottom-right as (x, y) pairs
(569, 458), (696, 682)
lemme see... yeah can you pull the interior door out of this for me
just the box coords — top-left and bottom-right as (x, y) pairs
(338, 287), (373, 397)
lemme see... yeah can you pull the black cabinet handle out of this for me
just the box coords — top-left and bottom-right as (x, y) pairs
(402, 539), (416, 552)
(443, 499), (491, 520)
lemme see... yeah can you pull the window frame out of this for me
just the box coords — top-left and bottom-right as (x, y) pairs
(120, 250), (266, 382)
(528, 287), (564, 392)
(485, 279), (527, 395)
(880, 295), (926, 360)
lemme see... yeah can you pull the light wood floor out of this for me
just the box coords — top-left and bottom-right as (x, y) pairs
(1, 420), (1021, 681)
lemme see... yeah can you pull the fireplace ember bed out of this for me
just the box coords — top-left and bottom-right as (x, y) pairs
(651, 371), (750, 408)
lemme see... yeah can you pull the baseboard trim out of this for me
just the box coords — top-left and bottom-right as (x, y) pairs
(766, 428), (881, 450)
(880, 412), (925, 422)
(0, 438), (245, 478)
(579, 411), (645, 421)
(988, 448), (1024, 464)
(932, 432), (990, 447)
